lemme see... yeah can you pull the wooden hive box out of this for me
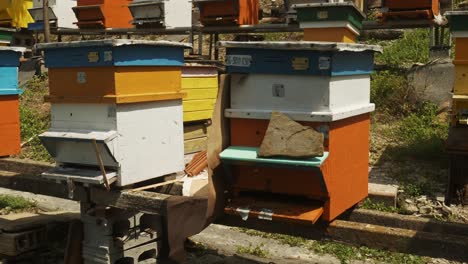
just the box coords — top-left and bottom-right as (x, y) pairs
(195, 0), (259, 26)
(129, 0), (192, 29)
(381, 0), (439, 21)
(294, 2), (365, 43)
(218, 41), (381, 223)
(36, 40), (191, 187)
(0, 0), (34, 28)
(0, 47), (25, 157)
(446, 12), (468, 95)
(28, 0), (77, 30)
(73, 0), (133, 29)
(0, 29), (14, 46)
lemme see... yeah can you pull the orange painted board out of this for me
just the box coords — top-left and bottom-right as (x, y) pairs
(228, 114), (371, 221)
(304, 28), (357, 43)
(225, 196), (324, 224)
(455, 38), (468, 61)
(0, 95), (21, 157)
(74, 0), (133, 29)
(454, 64), (468, 96)
(199, 0), (259, 26)
(48, 67), (183, 103)
(385, 0), (439, 15)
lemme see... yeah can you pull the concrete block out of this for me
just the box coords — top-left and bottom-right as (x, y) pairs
(368, 183), (398, 207)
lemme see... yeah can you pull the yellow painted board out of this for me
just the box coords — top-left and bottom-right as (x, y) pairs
(184, 137), (207, 154)
(182, 77), (218, 89)
(303, 28), (357, 43)
(183, 88), (218, 101)
(184, 123), (208, 140)
(183, 110), (214, 122)
(454, 64), (468, 95)
(183, 99), (216, 112)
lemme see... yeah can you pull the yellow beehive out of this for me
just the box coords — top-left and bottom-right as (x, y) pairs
(454, 61), (468, 95)
(181, 63), (219, 122)
(0, 0), (34, 28)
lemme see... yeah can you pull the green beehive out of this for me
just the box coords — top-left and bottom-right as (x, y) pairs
(294, 2), (365, 30)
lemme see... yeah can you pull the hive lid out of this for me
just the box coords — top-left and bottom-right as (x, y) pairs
(218, 41), (382, 53)
(0, 46), (26, 53)
(36, 39), (192, 50)
(292, 2), (366, 19)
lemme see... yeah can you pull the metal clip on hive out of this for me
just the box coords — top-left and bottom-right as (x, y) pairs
(28, 0), (77, 30)
(194, 0), (259, 26)
(293, 2), (365, 43)
(444, 11), (468, 205)
(218, 41), (382, 223)
(0, 47), (25, 157)
(128, 0), (192, 29)
(72, 0), (133, 29)
(36, 39), (191, 188)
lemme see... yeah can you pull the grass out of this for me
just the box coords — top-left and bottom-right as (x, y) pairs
(360, 198), (400, 213)
(18, 74), (52, 162)
(236, 243), (269, 258)
(0, 194), (36, 212)
(236, 228), (427, 264)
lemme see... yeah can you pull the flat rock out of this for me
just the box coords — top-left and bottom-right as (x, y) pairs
(258, 112), (324, 158)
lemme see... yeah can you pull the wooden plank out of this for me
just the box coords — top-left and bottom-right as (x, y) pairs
(183, 99), (216, 112)
(182, 77), (218, 89)
(184, 123), (208, 140)
(184, 137), (207, 154)
(183, 88), (218, 100)
(184, 110), (214, 122)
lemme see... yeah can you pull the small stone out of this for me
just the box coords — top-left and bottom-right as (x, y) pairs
(442, 205), (453, 216)
(436, 196), (445, 203)
(405, 199), (414, 204)
(401, 203), (419, 214)
(258, 112), (324, 158)
(419, 206), (432, 215)
(416, 196), (427, 203)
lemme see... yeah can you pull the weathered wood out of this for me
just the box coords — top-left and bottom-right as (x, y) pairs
(184, 123), (208, 140)
(0, 228), (46, 256)
(184, 137), (207, 154)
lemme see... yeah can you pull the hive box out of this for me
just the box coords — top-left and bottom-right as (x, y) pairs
(219, 41), (381, 222)
(129, 0), (192, 29)
(0, 47), (25, 157)
(182, 63), (219, 122)
(28, 0), (77, 30)
(294, 2), (365, 43)
(381, 0), (439, 21)
(36, 40), (191, 187)
(73, 0), (133, 29)
(0, 28), (14, 46)
(195, 0), (259, 26)
(0, 0), (34, 28)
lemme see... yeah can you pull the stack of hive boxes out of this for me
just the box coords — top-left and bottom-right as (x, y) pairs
(0, 28), (14, 46)
(219, 41), (381, 223)
(194, 0), (259, 26)
(73, 0), (133, 29)
(28, 0), (77, 30)
(0, 47), (25, 157)
(445, 11), (468, 205)
(293, 1), (365, 43)
(37, 40), (189, 187)
(128, 0), (192, 29)
(182, 62), (219, 154)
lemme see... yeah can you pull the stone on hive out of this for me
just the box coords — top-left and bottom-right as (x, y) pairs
(258, 112), (324, 158)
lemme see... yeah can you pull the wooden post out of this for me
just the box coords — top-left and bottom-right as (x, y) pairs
(43, 0), (51, 43)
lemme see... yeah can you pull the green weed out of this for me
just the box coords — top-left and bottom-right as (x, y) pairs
(236, 243), (269, 258)
(0, 195), (36, 211)
(360, 198), (400, 213)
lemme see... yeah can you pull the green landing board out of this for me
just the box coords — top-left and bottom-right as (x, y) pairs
(296, 6), (364, 30)
(220, 146), (329, 168)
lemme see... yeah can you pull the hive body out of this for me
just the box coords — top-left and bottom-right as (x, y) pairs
(195, 0), (259, 26)
(381, 0), (439, 21)
(129, 0), (192, 28)
(73, 0), (133, 29)
(28, 0), (77, 30)
(219, 41), (380, 222)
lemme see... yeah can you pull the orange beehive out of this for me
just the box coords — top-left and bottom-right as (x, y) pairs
(196, 0), (259, 26)
(381, 0), (439, 21)
(73, 0), (133, 29)
(0, 95), (21, 157)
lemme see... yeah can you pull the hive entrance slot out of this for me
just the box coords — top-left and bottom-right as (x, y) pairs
(225, 192), (324, 225)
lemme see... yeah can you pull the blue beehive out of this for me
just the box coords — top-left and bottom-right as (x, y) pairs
(0, 47), (24, 95)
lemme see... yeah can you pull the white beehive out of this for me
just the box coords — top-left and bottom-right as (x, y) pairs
(129, 0), (192, 29)
(28, 0), (77, 29)
(41, 101), (184, 186)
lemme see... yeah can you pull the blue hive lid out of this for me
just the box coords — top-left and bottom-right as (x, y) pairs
(218, 41), (382, 53)
(35, 39), (192, 50)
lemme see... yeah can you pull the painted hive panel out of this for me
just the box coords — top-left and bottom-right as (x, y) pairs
(0, 67), (20, 95)
(47, 67), (183, 103)
(198, 0), (258, 25)
(296, 5), (364, 30)
(454, 64), (468, 95)
(0, 95), (21, 156)
(303, 27), (357, 43)
(455, 38), (468, 62)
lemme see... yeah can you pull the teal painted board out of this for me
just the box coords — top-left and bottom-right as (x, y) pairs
(220, 146), (329, 167)
(0, 67), (21, 95)
(36, 39), (192, 68)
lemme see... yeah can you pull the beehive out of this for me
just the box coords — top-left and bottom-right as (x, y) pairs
(294, 2), (365, 43)
(28, 0), (77, 30)
(195, 0), (259, 26)
(36, 40), (190, 187)
(381, 0), (440, 21)
(129, 0), (192, 29)
(219, 41), (381, 223)
(0, 47), (25, 157)
(73, 0), (133, 29)
(0, 0), (34, 28)
(0, 28), (14, 46)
